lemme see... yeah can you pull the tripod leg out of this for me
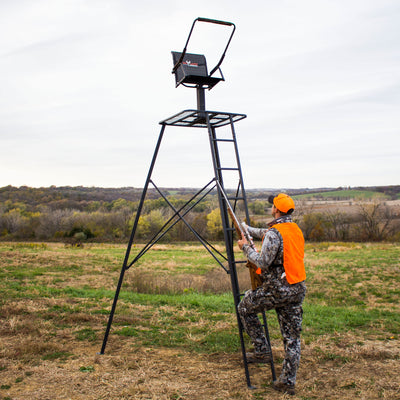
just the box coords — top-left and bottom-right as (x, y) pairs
(237, 309), (257, 389)
(262, 311), (277, 381)
(99, 265), (127, 354)
(98, 125), (166, 355)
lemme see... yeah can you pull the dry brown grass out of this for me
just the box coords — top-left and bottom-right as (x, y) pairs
(1, 330), (399, 399)
(1, 297), (399, 399)
(124, 267), (248, 294)
(1, 242), (399, 399)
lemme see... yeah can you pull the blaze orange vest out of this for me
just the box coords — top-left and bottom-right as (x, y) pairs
(272, 222), (306, 284)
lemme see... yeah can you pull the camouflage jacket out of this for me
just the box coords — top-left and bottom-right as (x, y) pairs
(242, 215), (294, 282)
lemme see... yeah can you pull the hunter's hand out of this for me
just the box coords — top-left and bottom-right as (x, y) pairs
(237, 233), (248, 250)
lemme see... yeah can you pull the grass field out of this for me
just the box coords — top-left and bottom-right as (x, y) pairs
(294, 190), (390, 200)
(0, 241), (399, 399)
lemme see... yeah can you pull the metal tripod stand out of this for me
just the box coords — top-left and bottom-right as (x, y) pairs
(99, 17), (276, 388)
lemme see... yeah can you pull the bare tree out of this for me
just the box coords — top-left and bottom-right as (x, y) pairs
(35, 208), (75, 239)
(324, 210), (350, 241)
(356, 202), (394, 241)
(1, 210), (26, 234)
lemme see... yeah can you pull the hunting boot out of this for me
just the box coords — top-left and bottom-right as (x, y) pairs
(273, 381), (295, 396)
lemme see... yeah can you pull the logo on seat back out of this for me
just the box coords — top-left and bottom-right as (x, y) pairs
(183, 60), (199, 67)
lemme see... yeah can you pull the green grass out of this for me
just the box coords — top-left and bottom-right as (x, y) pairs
(0, 241), (399, 356)
(130, 245), (222, 275)
(303, 304), (400, 337)
(294, 189), (389, 200)
(305, 243), (400, 312)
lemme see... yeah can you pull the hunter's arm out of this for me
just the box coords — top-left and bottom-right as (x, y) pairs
(242, 229), (281, 272)
(246, 226), (268, 240)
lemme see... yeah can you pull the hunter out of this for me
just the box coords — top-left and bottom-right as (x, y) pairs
(237, 193), (306, 396)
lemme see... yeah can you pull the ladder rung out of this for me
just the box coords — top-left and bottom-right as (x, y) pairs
(218, 167), (239, 171)
(213, 138), (235, 142)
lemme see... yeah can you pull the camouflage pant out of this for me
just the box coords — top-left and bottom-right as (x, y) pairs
(238, 279), (306, 386)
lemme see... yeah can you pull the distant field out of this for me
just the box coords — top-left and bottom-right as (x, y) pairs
(294, 189), (390, 200)
(0, 242), (399, 399)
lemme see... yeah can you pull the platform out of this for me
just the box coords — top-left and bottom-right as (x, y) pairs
(160, 109), (246, 128)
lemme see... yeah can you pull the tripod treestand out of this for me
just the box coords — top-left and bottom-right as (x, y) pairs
(99, 17), (276, 388)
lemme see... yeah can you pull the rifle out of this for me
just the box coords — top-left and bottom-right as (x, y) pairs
(216, 182), (263, 290)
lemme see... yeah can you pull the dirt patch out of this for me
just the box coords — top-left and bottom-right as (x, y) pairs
(1, 333), (399, 400)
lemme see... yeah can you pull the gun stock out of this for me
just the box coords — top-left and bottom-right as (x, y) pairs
(227, 207), (242, 238)
(247, 261), (263, 290)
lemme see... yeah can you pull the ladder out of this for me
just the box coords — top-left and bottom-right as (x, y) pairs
(199, 109), (277, 388)
(99, 106), (276, 388)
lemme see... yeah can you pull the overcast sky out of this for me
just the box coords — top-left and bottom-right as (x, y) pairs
(1, 0), (399, 189)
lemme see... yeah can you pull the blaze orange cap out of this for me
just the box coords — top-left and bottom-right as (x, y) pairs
(268, 193), (295, 214)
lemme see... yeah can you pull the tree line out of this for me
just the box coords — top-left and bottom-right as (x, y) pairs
(0, 185), (399, 243)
